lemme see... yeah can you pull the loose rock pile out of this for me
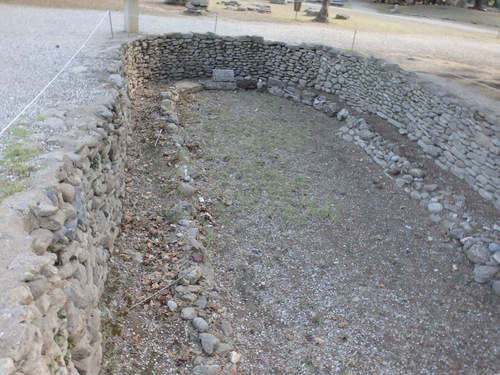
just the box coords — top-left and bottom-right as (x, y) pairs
(185, 0), (209, 15)
(157, 82), (243, 373)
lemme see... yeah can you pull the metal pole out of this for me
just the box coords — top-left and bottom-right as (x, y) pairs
(351, 30), (357, 51)
(108, 10), (114, 38)
(214, 13), (219, 34)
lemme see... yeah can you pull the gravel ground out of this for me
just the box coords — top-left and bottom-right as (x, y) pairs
(0, 2), (499, 134)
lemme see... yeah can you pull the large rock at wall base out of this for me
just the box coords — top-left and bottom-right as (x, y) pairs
(203, 81), (237, 90)
(175, 81), (204, 94)
(473, 265), (500, 283)
(324, 101), (340, 117)
(268, 86), (285, 97)
(237, 79), (258, 90)
(466, 243), (491, 264)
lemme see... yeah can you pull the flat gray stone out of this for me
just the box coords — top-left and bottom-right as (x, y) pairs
(195, 296), (208, 309)
(212, 69), (235, 82)
(175, 81), (204, 94)
(492, 280), (500, 298)
(179, 183), (196, 197)
(358, 129), (376, 141)
(473, 265), (500, 283)
(181, 307), (197, 320)
(193, 317), (209, 332)
(467, 243), (491, 264)
(335, 13), (350, 20)
(448, 228), (464, 240)
(489, 242), (500, 253)
(220, 321), (234, 337)
(200, 333), (220, 354)
(193, 365), (221, 375)
(167, 300), (177, 311)
(408, 168), (425, 178)
(427, 202), (443, 213)
(203, 81), (237, 90)
(474, 132), (493, 149)
(337, 108), (349, 121)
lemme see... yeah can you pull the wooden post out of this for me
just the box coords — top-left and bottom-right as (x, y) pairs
(124, 0), (139, 33)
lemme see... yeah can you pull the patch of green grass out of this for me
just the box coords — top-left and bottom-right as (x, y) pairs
(0, 123), (43, 200)
(105, 348), (119, 358)
(181, 91), (340, 228)
(106, 361), (116, 371)
(90, 154), (102, 170)
(0, 179), (27, 198)
(126, 277), (135, 287)
(2, 144), (40, 164)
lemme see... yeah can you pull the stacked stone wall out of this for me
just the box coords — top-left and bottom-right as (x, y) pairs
(0, 61), (131, 374)
(122, 32), (500, 211)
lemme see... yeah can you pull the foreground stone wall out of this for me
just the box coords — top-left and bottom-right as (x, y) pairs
(0, 64), (130, 373)
(121, 32), (500, 211)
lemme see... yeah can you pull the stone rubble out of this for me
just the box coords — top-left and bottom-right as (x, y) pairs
(134, 83), (243, 374)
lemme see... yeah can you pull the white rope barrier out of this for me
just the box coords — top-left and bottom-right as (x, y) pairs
(0, 10), (112, 138)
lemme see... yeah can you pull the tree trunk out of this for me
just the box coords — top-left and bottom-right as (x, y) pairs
(474, 0), (482, 9)
(313, 0), (330, 22)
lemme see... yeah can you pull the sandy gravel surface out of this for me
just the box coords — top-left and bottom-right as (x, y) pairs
(0, 2), (499, 134)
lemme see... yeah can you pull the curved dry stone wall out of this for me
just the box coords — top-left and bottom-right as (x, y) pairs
(0, 54), (131, 373)
(121, 32), (500, 210)
(1, 31), (499, 375)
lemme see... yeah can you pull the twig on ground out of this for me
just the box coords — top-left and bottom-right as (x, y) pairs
(128, 277), (181, 311)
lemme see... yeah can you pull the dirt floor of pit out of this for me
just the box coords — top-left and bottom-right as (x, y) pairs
(100, 84), (500, 375)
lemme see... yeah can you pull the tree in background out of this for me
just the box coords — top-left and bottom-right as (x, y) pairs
(313, 0), (330, 22)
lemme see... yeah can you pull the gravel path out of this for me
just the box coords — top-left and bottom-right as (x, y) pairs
(0, 2), (499, 134)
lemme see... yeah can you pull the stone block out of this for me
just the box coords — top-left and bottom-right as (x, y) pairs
(212, 69), (235, 82)
(202, 81), (237, 90)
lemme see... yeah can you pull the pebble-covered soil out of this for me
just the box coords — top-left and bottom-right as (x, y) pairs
(101, 83), (500, 375)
